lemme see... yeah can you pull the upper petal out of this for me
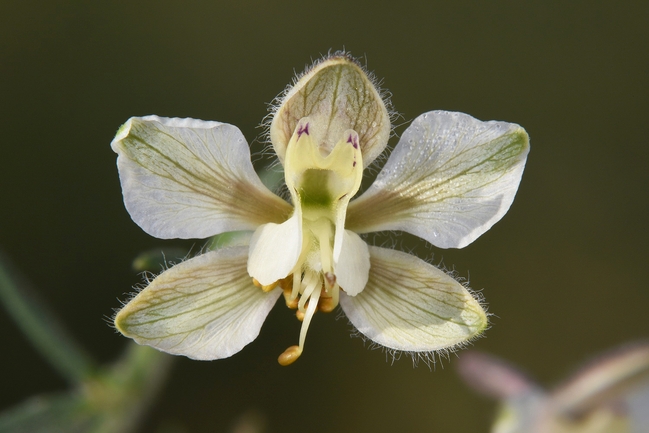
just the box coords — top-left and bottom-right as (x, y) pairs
(112, 116), (292, 239)
(270, 56), (391, 168)
(339, 245), (487, 352)
(114, 246), (282, 360)
(347, 111), (530, 248)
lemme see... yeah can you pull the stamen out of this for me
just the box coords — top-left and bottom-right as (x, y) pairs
(298, 272), (319, 312)
(262, 281), (278, 292)
(278, 345), (302, 366)
(318, 295), (336, 313)
(283, 288), (299, 309)
(291, 270), (302, 300)
(252, 278), (278, 292)
(298, 285), (321, 350)
(278, 274), (293, 291)
(296, 308), (305, 321)
(318, 228), (333, 274)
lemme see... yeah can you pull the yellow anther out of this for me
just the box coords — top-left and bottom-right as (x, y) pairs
(296, 309), (306, 321)
(278, 345), (302, 366)
(283, 289), (299, 309)
(278, 274), (293, 291)
(318, 295), (336, 313)
(253, 278), (278, 292)
(261, 281), (278, 292)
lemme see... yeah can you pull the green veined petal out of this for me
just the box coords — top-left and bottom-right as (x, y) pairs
(112, 116), (292, 239)
(270, 56), (390, 168)
(339, 245), (487, 352)
(115, 246), (281, 360)
(347, 110), (529, 248)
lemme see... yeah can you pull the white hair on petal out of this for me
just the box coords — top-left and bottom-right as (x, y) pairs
(260, 50), (398, 163)
(335, 251), (490, 369)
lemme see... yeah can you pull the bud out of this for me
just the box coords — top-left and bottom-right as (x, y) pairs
(270, 55), (391, 168)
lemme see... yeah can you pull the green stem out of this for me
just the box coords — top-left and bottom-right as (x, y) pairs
(0, 251), (95, 384)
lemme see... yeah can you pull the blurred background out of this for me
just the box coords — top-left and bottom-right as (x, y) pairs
(1, 0), (648, 431)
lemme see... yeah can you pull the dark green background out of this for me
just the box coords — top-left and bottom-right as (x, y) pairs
(2, 1), (648, 431)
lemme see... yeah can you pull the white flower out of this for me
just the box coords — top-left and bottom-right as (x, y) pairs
(111, 54), (529, 365)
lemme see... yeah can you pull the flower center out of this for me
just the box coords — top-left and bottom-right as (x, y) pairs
(249, 117), (365, 365)
(281, 118), (364, 365)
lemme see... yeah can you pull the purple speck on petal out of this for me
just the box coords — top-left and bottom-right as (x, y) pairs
(298, 122), (310, 138)
(353, 161), (357, 167)
(346, 133), (359, 149)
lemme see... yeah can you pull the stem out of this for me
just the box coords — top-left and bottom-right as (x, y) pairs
(0, 250), (95, 384)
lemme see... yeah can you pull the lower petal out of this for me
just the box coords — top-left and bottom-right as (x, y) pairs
(114, 246), (281, 360)
(339, 245), (487, 352)
(247, 209), (303, 286)
(335, 230), (370, 296)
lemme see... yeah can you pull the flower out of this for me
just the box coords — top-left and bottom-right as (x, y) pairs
(111, 54), (529, 366)
(456, 342), (649, 433)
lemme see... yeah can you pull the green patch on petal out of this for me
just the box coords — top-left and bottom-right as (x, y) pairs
(298, 170), (335, 208)
(284, 118), (364, 220)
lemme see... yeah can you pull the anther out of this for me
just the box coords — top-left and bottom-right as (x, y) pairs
(278, 274), (293, 291)
(318, 295), (336, 313)
(283, 289), (299, 309)
(261, 281), (278, 292)
(296, 309), (305, 321)
(253, 278), (278, 292)
(278, 345), (302, 366)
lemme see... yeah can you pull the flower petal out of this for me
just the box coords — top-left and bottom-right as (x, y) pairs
(270, 56), (390, 168)
(335, 230), (370, 296)
(112, 116), (292, 239)
(114, 246), (281, 360)
(339, 245), (487, 352)
(247, 208), (303, 286)
(347, 111), (530, 248)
